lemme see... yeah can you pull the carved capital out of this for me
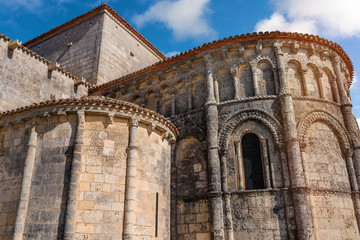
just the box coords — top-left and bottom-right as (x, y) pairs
(291, 42), (299, 53)
(130, 117), (139, 127)
(221, 47), (229, 60)
(230, 66), (238, 78)
(273, 42), (283, 55)
(256, 42), (262, 55)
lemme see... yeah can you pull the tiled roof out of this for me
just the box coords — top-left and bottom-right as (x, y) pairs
(0, 97), (179, 136)
(89, 31), (354, 94)
(23, 3), (166, 60)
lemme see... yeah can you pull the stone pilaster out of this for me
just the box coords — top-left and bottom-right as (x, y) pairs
(251, 66), (259, 96)
(274, 42), (313, 240)
(332, 57), (360, 185)
(230, 66), (240, 100)
(204, 54), (225, 240)
(332, 56), (360, 231)
(170, 142), (177, 240)
(63, 111), (85, 240)
(187, 86), (192, 111)
(220, 156), (234, 240)
(123, 117), (139, 240)
(13, 122), (38, 240)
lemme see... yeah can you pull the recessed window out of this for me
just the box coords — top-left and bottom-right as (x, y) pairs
(241, 133), (265, 190)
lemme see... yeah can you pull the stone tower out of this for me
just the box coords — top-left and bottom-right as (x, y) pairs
(1, 4), (360, 240)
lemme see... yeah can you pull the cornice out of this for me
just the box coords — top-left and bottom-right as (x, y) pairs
(89, 31), (354, 94)
(0, 97), (179, 137)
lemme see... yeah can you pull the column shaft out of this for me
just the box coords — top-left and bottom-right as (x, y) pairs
(13, 125), (38, 240)
(204, 54), (225, 240)
(123, 118), (139, 240)
(274, 43), (313, 240)
(64, 111), (85, 240)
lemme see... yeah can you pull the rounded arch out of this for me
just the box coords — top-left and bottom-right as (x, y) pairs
(297, 111), (351, 154)
(219, 109), (282, 154)
(237, 63), (254, 98)
(178, 125), (206, 143)
(250, 56), (277, 69)
(217, 66), (234, 102)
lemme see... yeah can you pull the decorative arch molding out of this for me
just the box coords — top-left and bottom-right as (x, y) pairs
(249, 56), (277, 69)
(178, 125), (206, 143)
(218, 109), (282, 154)
(297, 110), (351, 154)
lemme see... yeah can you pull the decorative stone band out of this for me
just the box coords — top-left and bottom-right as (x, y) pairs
(90, 31), (354, 94)
(0, 96), (179, 138)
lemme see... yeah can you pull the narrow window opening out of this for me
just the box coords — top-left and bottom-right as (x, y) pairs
(241, 133), (265, 190)
(155, 192), (159, 237)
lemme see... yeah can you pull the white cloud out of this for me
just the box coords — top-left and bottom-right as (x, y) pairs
(255, 13), (317, 35)
(255, 0), (360, 39)
(133, 0), (217, 40)
(351, 74), (359, 89)
(0, 0), (43, 12)
(165, 51), (180, 57)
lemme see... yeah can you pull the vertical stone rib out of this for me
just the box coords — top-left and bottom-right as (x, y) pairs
(231, 66), (240, 100)
(274, 42), (313, 240)
(235, 142), (244, 190)
(204, 54), (225, 240)
(63, 111), (85, 240)
(220, 156), (234, 240)
(251, 66), (259, 96)
(123, 117), (139, 240)
(333, 56), (360, 231)
(187, 87), (192, 111)
(13, 125), (38, 240)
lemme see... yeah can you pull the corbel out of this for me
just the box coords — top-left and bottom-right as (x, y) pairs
(8, 40), (22, 50)
(147, 123), (156, 135)
(74, 77), (86, 86)
(158, 72), (165, 82)
(291, 41), (299, 53)
(256, 42), (262, 55)
(43, 112), (52, 122)
(238, 45), (245, 57)
(134, 82), (140, 90)
(107, 112), (115, 123)
(321, 50), (329, 61)
(56, 111), (67, 116)
(187, 60), (194, 70)
(221, 47), (229, 60)
(48, 62), (60, 72)
(172, 66), (179, 76)
(308, 43), (315, 57)
(145, 77), (152, 86)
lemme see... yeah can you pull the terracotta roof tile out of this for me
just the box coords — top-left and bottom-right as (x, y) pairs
(89, 31), (354, 94)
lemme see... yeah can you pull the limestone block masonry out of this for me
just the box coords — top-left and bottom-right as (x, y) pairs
(0, 98), (177, 240)
(1, 3), (360, 240)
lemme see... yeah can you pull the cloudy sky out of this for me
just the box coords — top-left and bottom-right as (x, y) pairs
(1, 0), (359, 122)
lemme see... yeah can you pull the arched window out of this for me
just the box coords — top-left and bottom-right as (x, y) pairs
(241, 133), (265, 190)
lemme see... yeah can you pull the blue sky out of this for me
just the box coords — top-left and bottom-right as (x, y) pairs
(1, 0), (359, 121)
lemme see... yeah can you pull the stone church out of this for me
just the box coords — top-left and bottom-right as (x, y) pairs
(1, 3), (360, 240)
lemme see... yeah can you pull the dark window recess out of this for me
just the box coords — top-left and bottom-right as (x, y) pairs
(242, 133), (265, 190)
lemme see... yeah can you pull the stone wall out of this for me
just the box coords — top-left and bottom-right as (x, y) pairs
(0, 35), (86, 112)
(27, 12), (104, 85)
(26, 7), (164, 85)
(91, 35), (360, 239)
(0, 98), (177, 240)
